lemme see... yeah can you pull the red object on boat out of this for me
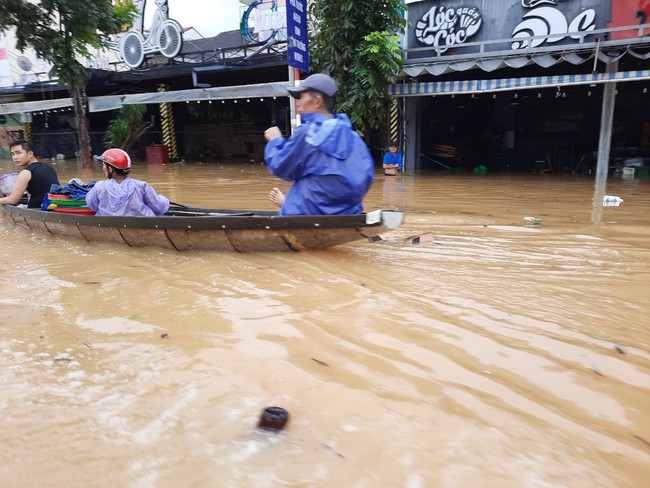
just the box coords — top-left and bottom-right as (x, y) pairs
(52, 207), (96, 215)
(48, 193), (74, 201)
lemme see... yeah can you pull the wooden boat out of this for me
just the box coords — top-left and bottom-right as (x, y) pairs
(0, 203), (404, 252)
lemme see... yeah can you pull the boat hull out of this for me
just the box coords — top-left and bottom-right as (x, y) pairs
(1, 205), (404, 252)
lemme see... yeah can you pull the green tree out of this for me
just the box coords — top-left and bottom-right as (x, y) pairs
(104, 105), (154, 152)
(308, 0), (407, 135)
(0, 0), (136, 167)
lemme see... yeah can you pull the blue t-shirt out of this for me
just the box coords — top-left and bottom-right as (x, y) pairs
(383, 151), (403, 169)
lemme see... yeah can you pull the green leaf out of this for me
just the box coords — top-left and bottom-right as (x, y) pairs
(309, 0), (407, 133)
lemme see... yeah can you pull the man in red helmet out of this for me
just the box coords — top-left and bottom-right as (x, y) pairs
(86, 148), (169, 216)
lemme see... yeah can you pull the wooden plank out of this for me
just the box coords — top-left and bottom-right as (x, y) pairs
(165, 228), (236, 252)
(119, 227), (176, 249)
(77, 225), (130, 244)
(25, 218), (50, 234)
(227, 229), (297, 252)
(44, 221), (87, 240)
(278, 228), (366, 250)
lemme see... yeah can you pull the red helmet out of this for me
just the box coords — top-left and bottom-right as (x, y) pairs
(101, 148), (131, 171)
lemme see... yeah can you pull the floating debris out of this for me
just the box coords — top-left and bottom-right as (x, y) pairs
(323, 443), (345, 458)
(405, 232), (434, 245)
(523, 216), (542, 225)
(311, 357), (330, 367)
(257, 406), (289, 431)
(603, 195), (623, 207)
(589, 365), (605, 377)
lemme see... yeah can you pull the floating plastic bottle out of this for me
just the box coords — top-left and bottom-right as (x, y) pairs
(523, 216), (542, 225)
(602, 195), (624, 207)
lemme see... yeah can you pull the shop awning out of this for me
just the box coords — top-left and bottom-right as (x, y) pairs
(389, 69), (650, 97)
(88, 81), (293, 112)
(0, 81), (293, 115)
(0, 98), (73, 116)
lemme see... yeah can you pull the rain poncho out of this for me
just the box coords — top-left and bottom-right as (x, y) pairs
(85, 177), (169, 216)
(264, 112), (375, 215)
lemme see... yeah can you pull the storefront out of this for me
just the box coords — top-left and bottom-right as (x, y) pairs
(0, 0), (300, 162)
(392, 0), (650, 173)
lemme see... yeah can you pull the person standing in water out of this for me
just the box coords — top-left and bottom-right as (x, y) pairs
(383, 140), (404, 176)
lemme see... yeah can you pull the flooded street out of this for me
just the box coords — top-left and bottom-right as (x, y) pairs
(1, 160), (649, 487)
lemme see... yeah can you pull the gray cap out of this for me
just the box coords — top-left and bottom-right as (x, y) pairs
(287, 73), (337, 98)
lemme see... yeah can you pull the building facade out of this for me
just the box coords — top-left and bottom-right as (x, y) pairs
(2, 0), (649, 173)
(392, 0), (650, 173)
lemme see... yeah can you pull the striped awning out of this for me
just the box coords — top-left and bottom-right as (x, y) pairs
(389, 69), (650, 97)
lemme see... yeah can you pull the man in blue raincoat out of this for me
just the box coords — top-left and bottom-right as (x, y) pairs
(264, 73), (375, 215)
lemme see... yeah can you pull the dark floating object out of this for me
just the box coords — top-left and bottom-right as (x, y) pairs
(258, 406), (289, 431)
(404, 232), (434, 245)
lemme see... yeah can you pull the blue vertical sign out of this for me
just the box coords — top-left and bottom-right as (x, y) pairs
(286, 0), (309, 72)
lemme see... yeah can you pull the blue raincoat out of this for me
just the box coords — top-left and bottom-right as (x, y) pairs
(264, 113), (375, 215)
(85, 177), (169, 216)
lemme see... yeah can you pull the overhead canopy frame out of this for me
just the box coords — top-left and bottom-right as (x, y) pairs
(0, 81), (293, 115)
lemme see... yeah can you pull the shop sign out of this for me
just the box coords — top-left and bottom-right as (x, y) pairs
(407, 0), (614, 59)
(286, 0), (309, 72)
(414, 6), (483, 52)
(241, 0), (287, 45)
(512, 0), (596, 50)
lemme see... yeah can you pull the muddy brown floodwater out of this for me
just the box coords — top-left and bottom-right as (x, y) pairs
(1, 160), (649, 488)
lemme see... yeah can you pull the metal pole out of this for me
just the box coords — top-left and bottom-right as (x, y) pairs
(592, 60), (618, 224)
(288, 67), (300, 134)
